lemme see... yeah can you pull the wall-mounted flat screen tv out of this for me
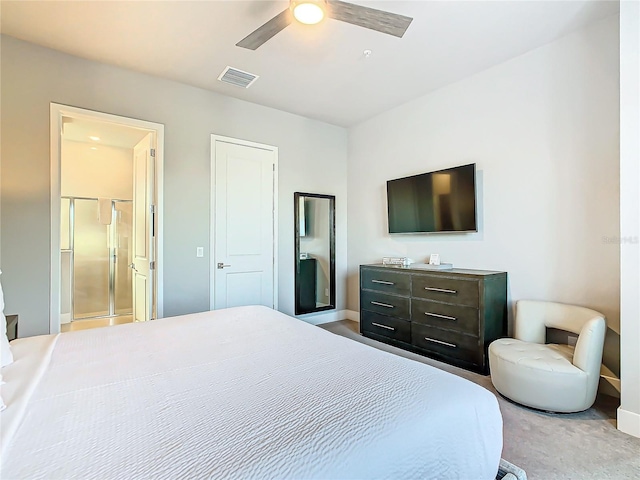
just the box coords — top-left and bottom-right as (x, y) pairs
(387, 163), (477, 234)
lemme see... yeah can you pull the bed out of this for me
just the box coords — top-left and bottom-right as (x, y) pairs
(1, 306), (503, 479)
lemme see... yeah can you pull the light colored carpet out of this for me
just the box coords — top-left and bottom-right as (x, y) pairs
(320, 320), (640, 480)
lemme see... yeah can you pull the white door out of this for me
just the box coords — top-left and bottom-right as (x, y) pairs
(212, 138), (277, 309)
(131, 133), (155, 321)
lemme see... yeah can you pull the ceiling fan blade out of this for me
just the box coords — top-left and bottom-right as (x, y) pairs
(237, 8), (293, 50)
(328, 0), (413, 38)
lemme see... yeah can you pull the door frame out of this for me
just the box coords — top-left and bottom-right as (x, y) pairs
(209, 134), (279, 311)
(50, 103), (165, 334)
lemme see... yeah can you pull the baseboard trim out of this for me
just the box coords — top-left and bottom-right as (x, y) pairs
(296, 309), (348, 326)
(617, 407), (640, 438)
(345, 309), (359, 322)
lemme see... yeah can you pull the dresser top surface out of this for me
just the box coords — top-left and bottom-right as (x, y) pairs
(361, 264), (506, 277)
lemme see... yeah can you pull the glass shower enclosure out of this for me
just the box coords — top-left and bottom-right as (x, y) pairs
(61, 197), (133, 322)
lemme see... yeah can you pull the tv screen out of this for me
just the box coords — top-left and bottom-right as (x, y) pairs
(387, 163), (477, 234)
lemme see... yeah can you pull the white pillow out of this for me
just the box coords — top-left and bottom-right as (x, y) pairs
(1, 270), (14, 367)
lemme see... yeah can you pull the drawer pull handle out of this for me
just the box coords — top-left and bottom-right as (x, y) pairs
(425, 312), (457, 321)
(370, 301), (394, 309)
(372, 322), (395, 331)
(372, 280), (395, 285)
(424, 287), (457, 294)
(424, 337), (457, 348)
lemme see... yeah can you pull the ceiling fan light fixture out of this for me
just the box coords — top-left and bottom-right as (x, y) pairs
(236, 0), (412, 50)
(291, 0), (326, 25)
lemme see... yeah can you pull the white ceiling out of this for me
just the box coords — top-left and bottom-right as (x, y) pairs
(0, 1), (619, 127)
(63, 117), (150, 149)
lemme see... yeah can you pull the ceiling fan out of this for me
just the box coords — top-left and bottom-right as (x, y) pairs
(237, 0), (413, 50)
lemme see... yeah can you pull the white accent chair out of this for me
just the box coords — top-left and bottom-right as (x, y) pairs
(489, 300), (606, 413)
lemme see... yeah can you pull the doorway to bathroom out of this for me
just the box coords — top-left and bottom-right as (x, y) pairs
(50, 104), (164, 334)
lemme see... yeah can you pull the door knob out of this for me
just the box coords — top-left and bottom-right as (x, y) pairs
(129, 263), (138, 272)
(217, 262), (231, 269)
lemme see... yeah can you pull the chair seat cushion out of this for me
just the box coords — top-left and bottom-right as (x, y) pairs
(489, 339), (590, 412)
(490, 339), (578, 374)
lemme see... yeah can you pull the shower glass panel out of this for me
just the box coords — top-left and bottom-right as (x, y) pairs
(61, 197), (134, 322)
(73, 199), (110, 319)
(114, 202), (133, 314)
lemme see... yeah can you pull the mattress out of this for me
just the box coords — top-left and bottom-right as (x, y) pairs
(1, 306), (502, 479)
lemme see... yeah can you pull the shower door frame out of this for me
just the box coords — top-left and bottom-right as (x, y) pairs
(62, 196), (133, 322)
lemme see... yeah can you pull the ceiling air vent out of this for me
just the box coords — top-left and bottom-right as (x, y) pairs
(217, 66), (259, 88)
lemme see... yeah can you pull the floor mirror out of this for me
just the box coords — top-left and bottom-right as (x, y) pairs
(294, 192), (336, 315)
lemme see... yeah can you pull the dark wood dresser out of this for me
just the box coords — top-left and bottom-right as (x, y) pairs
(359, 264), (507, 374)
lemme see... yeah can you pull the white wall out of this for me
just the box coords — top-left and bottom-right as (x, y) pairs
(0, 35), (347, 337)
(618, 0), (640, 438)
(61, 140), (133, 200)
(347, 17), (620, 372)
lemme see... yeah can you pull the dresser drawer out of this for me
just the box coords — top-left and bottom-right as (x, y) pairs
(411, 299), (480, 336)
(411, 324), (482, 365)
(361, 268), (410, 296)
(361, 311), (411, 343)
(361, 290), (410, 319)
(412, 275), (479, 308)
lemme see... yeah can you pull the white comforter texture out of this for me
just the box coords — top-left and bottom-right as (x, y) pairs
(1, 306), (502, 479)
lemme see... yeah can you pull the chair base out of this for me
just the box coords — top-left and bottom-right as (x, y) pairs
(489, 338), (595, 413)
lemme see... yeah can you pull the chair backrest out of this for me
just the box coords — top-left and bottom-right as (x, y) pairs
(515, 300), (606, 377)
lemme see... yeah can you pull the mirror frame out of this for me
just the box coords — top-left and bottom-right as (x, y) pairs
(294, 192), (336, 315)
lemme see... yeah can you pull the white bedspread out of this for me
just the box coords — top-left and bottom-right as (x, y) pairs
(1, 306), (502, 479)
